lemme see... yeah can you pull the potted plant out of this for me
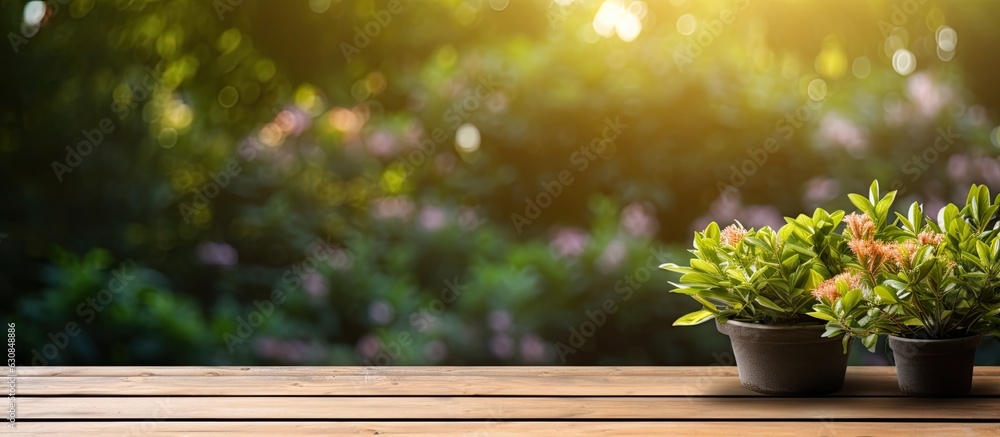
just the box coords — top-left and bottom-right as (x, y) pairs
(661, 207), (852, 395)
(810, 182), (1000, 396)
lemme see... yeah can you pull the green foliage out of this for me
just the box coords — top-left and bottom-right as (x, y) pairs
(662, 208), (845, 325)
(3, 1), (1000, 365)
(811, 183), (1000, 351)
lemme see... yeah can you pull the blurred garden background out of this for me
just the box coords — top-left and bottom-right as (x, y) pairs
(3, 0), (1000, 366)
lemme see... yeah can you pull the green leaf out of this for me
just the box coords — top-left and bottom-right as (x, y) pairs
(822, 325), (844, 338)
(659, 263), (690, 273)
(849, 193), (874, 215)
(786, 244), (817, 258)
(909, 201), (923, 230)
(673, 310), (716, 326)
(690, 258), (717, 273)
(669, 287), (700, 295)
(804, 269), (825, 291)
(875, 190), (897, 222)
(873, 285), (897, 303)
(691, 294), (720, 313)
(679, 272), (719, 286)
(754, 295), (786, 312)
(841, 288), (861, 312)
(806, 311), (838, 322)
(704, 222), (721, 241)
(742, 236), (770, 251)
(862, 334), (878, 352)
(869, 180), (880, 204)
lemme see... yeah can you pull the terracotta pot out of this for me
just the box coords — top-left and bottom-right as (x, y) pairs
(888, 334), (982, 396)
(716, 320), (850, 395)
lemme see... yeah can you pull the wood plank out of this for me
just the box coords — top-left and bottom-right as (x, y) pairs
(16, 366), (746, 377)
(17, 373), (1000, 396)
(16, 396), (1000, 420)
(32, 365), (1000, 377)
(10, 421), (1000, 436)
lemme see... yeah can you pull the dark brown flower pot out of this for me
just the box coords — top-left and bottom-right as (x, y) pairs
(716, 320), (850, 395)
(888, 334), (982, 397)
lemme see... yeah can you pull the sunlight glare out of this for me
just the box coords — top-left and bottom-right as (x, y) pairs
(892, 49), (916, 76)
(23, 1), (45, 26)
(456, 123), (481, 152)
(615, 11), (642, 42)
(593, 0), (625, 38)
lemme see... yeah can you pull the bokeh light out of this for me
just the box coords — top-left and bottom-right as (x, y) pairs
(936, 26), (958, 52)
(852, 57), (871, 79)
(22, 1), (45, 26)
(676, 14), (697, 36)
(891, 49), (916, 76)
(807, 78), (828, 101)
(455, 123), (481, 153)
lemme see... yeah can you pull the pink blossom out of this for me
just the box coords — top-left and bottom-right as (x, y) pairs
(488, 310), (513, 332)
(803, 177), (840, 206)
(356, 333), (381, 359)
(423, 340), (448, 363)
(368, 300), (395, 325)
(519, 333), (547, 363)
(418, 206), (448, 231)
(302, 272), (328, 299)
(371, 196), (415, 220)
(365, 130), (398, 158)
(550, 227), (589, 258)
(818, 113), (868, 157)
(906, 72), (953, 118)
(490, 334), (514, 359)
(196, 242), (238, 267)
(620, 202), (658, 238)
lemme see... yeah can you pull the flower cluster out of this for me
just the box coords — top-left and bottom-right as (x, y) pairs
(811, 271), (863, 302)
(720, 223), (747, 247)
(808, 182), (1000, 347)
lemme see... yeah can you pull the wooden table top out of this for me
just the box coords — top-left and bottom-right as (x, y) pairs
(10, 366), (1000, 435)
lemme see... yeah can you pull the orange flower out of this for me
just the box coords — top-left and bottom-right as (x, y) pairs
(918, 231), (943, 246)
(888, 240), (921, 268)
(844, 212), (875, 241)
(812, 271), (862, 302)
(720, 223), (747, 247)
(848, 239), (893, 274)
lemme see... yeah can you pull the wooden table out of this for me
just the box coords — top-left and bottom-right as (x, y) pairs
(11, 366), (1000, 435)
